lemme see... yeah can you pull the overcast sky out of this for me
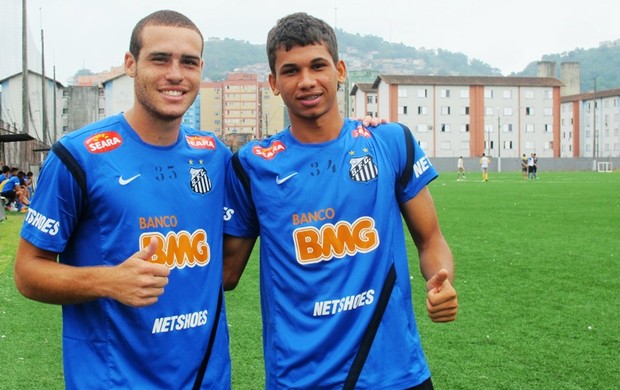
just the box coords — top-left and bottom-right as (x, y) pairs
(8, 0), (620, 84)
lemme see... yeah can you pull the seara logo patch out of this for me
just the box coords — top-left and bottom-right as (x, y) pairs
(186, 135), (216, 150)
(252, 141), (286, 160)
(84, 131), (123, 154)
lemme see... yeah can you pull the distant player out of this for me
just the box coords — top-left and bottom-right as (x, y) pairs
(457, 156), (465, 180)
(521, 154), (528, 179)
(480, 153), (490, 182)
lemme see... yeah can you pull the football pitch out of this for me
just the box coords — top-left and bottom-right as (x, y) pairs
(1, 171), (619, 389)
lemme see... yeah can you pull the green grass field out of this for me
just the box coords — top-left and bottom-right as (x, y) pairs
(1, 171), (619, 389)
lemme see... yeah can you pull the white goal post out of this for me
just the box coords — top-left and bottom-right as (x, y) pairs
(597, 162), (613, 173)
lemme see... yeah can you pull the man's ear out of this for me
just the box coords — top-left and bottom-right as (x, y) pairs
(269, 73), (279, 95)
(124, 52), (136, 78)
(336, 59), (347, 83)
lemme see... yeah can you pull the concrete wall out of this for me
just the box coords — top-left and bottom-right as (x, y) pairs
(431, 157), (620, 173)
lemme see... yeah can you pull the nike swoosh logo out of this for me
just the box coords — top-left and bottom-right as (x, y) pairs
(275, 172), (298, 185)
(118, 174), (141, 185)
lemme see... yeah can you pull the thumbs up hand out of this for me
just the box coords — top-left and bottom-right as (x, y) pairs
(426, 269), (458, 323)
(107, 236), (171, 307)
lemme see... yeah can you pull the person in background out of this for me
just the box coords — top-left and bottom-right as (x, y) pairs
(527, 153), (535, 179)
(1, 167), (23, 211)
(480, 153), (490, 182)
(521, 154), (528, 179)
(14, 170), (30, 211)
(14, 10), (231, 389)
(457, 156), (465, 180)
(0, 165), (10, 182)
(223, 12), (457, 390)
(24, 171), (34, 197)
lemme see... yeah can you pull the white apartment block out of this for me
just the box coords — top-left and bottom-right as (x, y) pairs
(354, 75), (563, 158)
(561, 89), (620, 158)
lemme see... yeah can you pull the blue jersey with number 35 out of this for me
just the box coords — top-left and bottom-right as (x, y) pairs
(21, 114), (231, 389)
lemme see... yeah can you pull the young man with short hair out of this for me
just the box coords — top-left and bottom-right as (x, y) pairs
(223, 12), (457, 389)
(14, 10), (231, 388)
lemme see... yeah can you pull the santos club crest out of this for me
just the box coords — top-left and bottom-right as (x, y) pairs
(190, 167), (212, 194)
(349, 155), (378, 182)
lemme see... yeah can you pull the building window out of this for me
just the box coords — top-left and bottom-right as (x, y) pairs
(526, 124), (535, 133)
(544, 107), (553, 116)
(526, 107), (535, 116)
(503, 90), (512, 98)
(461, 124), (470, 132)
(485, 107), (494, 116)
(440, 89), (451, 98)
(398, 88), (408, 98)
(398, 106), (408, 115)
(545, 124), (553, 132)
(417, 106), (428, 115)
(419, 140), (428, 150)
(503, 140), (513, 150)
(418, 88), (428, 98)
(416, 124), (428, 132)
(441, 141), (451, 150)
(525, 90), (534, 99)
(441, 106), (451, 115)
(460, 106), (470, 115)
(441, 124), (450, 132)
(503, 107), (513, 116)
(484, 89), (493, 98)
(460, 89), (469, 98)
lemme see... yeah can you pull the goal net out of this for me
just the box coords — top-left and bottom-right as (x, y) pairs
(597, 162), (613, 173)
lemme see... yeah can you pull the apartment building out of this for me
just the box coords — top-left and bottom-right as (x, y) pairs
(561, 88), (620, 158)
(350, 83), (378, 118)
(352, 75), (563, 159)
(200, 73), (285, 150)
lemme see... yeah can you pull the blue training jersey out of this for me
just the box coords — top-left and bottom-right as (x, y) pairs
(224, 119), (438, 389)
(21, 114), (231, 389)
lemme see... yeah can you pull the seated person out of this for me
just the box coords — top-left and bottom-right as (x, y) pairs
(1, 168), (24, 211)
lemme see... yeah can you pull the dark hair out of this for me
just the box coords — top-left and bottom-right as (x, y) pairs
(266, 12), (339, 74)
(129, 10), (204, 60)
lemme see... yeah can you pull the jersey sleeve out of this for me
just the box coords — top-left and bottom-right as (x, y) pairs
(20, 147), (84, 253)
(223, 152), (259, 238)
(394, 125), (438, 204)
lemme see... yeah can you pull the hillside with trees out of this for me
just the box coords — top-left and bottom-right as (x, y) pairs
(201, 30), (620, 94)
